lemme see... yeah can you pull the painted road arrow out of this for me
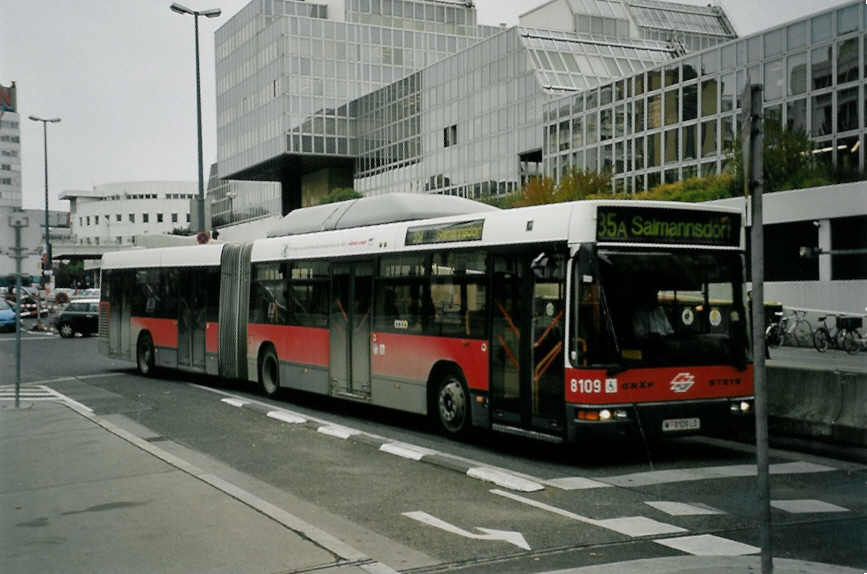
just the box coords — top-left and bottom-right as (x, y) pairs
(402, 511), (531, 550)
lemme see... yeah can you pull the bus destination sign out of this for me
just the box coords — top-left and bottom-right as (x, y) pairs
(405, 219), (485, 246)
(596, 206), (740, 247)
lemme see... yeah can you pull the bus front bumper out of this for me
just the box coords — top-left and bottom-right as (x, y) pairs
(565, 397), (755, 441)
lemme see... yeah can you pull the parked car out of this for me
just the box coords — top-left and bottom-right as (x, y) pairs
(0, 299), (16, 332)
(55, 298), (100, 338)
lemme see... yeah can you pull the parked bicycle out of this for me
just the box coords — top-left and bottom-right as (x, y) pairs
(814, 314), (864, 354)
(765, 309), (813, 348)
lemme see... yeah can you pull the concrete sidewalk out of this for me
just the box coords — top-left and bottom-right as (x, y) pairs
(0, 400), (394, 574)
(1, 400), (861, 574)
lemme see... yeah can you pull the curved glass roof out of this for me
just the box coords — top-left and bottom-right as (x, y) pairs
(519, 27), (674, 92)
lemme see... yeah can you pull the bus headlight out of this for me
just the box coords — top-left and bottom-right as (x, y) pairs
(599, 409), (611, 421)
(730, 400), (752, 414)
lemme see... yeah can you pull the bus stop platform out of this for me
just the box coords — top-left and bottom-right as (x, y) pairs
(1, 400), (861, 574)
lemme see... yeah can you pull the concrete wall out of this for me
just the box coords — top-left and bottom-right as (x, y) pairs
(768, 366), (867, 446)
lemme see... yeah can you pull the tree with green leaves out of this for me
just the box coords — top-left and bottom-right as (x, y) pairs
(318, 187), (362, 204)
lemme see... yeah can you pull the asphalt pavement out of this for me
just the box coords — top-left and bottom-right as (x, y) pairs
(2, 398), (861, 574)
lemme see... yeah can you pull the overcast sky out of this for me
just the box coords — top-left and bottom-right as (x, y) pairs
(0, 0), (847, 211)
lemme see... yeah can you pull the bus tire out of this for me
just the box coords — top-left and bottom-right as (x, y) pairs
(434, 369), (470, 437)
(258, 346), (280, 398)
(136, 332), (156, 376)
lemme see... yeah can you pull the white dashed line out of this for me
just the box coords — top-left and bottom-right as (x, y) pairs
(468, 468), (544, 492)
(221, 397), (248, 408)
(318, 425), (359, 439)
(266, 410), (307, 424)
(380, 442), (435, 461)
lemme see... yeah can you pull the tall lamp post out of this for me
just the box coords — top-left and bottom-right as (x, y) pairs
(28, 115), (61, 273)
(170, 2), (221, 234)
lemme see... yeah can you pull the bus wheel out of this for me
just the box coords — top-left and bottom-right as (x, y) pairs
(259, 347), (280, 398)
(136, 333), (155, 376)
(435, 370), (469, 437)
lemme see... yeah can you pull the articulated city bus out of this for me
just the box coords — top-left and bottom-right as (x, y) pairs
(99, 196), (753, 442)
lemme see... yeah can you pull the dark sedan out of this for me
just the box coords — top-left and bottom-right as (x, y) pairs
(55, 299), (100, 338)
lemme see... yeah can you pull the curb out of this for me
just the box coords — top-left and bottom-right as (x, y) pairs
(217, 395), (545, 493)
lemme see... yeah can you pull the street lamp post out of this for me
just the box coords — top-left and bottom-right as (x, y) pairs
(28, 115), (61, 271)
(170, 2), (221, 235)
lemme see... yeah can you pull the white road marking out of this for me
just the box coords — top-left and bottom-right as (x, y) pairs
(594, 516), (687, 537)
(645, 501), (725, 516)
(402, 511), (531, 551)
(602, 461), (835, 487)
(318, 425), (358, 439)
(360, 563), (401, 574)
(266, 410), (307, 424)
(654, 534), (759, 556)
(490, 489), (686, 537)
(0, 384), (95, 413)
(771, 499), (850, 513)
(221, 397), (248, 408)
(380, 442), (435, 461)
(545, 476), (613, 490)
(467, 468), (544, 492)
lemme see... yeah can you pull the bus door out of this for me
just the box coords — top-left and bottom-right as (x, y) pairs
(490, 253), (565, 435)
(177, 268), (207, 370)
(107, 270), (133, 358)
(329, 262), (373, 398)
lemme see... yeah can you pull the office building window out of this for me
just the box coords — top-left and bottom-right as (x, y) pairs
(788, 52), (807, 95)
(787, 98), (807, 133)
(142, 213), (149, 223)
(701, 119), (717, 157)
(116, 214), (121, 222)
(701, 79), (717, 117)
(157, 213), (164, 223)
(837, 87), (859, 132)
(837, 38), (859, 85)
(811, 46), (832, 90)
(172, 213), (178, 223)
(129, 214), (135, 223)
(764, 59), (784, 101)
(811, 93), (833, 136)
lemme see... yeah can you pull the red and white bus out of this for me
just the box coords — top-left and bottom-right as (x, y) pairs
(99, 197), (753, 442)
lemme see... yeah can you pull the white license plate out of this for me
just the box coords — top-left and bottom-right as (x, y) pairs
(662, 417), (700, 432)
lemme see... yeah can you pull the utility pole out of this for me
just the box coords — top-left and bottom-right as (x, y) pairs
(742, 80), (772, 574)
(7, 213), (30, 408)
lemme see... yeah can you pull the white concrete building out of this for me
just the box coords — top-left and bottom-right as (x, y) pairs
(0, 82), (21, 209)
(60, 182), (197, 247)
(711, 181), (867, 315)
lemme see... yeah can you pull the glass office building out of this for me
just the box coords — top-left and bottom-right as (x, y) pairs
(216, 0), (499, 206)
(543, 0), (867, 193)
(353, 25), (675, 197)
(217, 0), (737, 207)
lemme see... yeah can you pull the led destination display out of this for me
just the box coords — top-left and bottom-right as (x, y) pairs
(405, 219), (485, 245)
(596, 206), (741, 247)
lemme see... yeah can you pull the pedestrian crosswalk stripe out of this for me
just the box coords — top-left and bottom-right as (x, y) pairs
(645, 501), (725, 516)
(771, 499), (850, 513)
(654, 534), (759, 556)
(0, 385), (93, 412)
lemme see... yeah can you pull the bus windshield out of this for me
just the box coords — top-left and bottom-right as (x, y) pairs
(573, 248), (749, 370)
